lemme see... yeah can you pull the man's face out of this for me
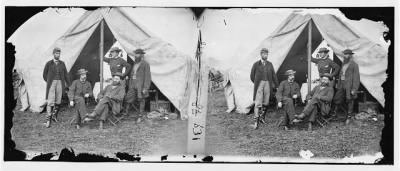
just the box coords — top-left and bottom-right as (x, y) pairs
(321, 77), (329, 86)
(135, 53), (144, 61)
(343, 54), (352, 63)
(53, 52), (61, 60)
(288, 74), (295, 81)
(318, 52), (328, 59)
(260, 52), (268, 61)
(110, 51), (119, 58)
(112, 76), (121, 85)
(80, 74), (87, 81)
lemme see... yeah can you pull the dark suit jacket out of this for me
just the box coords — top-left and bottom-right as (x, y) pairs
(338, 60), (360, 99)
(250, 60), (279, 100)
(43, 60), (70, 99)
(129, 60), (151, 97)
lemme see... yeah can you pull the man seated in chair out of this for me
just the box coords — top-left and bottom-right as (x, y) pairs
(85, 72), (125, 129)
(276, 69), (300, 131)
(293, 73), (334, 131)
(68, 69), (93, 129)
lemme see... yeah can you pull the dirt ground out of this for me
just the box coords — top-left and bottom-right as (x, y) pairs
(11, 88), (383, 159)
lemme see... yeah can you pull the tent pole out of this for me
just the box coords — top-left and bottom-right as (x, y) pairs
(100, 20), (104, 91)
(307, 21), (312, 94)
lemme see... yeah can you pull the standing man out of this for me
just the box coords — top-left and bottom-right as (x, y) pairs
(68, 69), (93, 129)
(123, 49), (151, 123)
(293, 74), (334, 131)
(104, 47), (132, 83)
(43, 47), (70, 128)
(276, 69), (301, 131)
(85, 73), (126, 130)
(311, 47), (340, 87)
(332, 49), (360, 124)
(250, 48), (279, 129)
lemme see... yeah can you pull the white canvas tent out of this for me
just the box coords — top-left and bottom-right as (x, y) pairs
(204, 9), (388, 114)
(8, 7), (200, 119)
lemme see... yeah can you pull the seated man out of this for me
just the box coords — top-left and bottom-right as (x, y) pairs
(293, 73), (334, 131)
(84, 73), (126, 129)
(68, 69), (93, 129)
(276, 69), (300, 131)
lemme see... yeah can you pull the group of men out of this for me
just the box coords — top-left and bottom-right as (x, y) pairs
(250, 47), (360, 131)
(43, 47), (152, 129)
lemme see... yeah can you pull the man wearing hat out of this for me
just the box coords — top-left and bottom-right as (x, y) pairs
(332, 49), (360, 124)
(311, 47), (340, 87)
(276, 69), (301, 130)
(104, 47), (132, 81)
(43, 47), (71, 128)
(85, 72), (126, 129)
(293, 73), (334, 131)
(68, 69), (93, 129)
(123, 48), (151, 123)
(250, 48), (279, 129)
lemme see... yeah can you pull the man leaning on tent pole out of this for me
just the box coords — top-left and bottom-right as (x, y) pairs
(250, 48), (279, 130)
(311, 47), (340, 87)
(43, 47), (71, 128)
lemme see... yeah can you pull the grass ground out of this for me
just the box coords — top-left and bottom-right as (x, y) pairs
(11, 88), (383, 159)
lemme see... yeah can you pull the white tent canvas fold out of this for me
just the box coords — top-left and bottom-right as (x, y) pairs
(8, 7), (199, 119)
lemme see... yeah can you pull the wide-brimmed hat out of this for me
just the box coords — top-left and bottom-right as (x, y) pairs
(284, 69), (297, 76)
(110, 47), (122, 52)
(342, 49), (354, 55)
(76, 69), (88, 75)
(112, 72), (124, 79)
(134, 48), (146, 54)
(260, 48), (269, 53)
(53, 47), (61, 53)
(320, 73), (332, 80)
(318, 47), (329, 53)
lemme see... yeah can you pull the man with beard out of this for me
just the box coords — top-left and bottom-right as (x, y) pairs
(43, 47), (70, 128)
(123, 49), (151, 123)
(332, 49), (360, 125)
(68, 69), (93, 129)
(276, 69), (300, 131)
(250, 48), (279, 129)
(84, 73), (126, 129)
(311, 47), (340, 87)
(293, 73), (334, 131)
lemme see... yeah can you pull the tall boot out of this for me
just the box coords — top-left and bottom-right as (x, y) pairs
(252, 106), (260, 129)
(99, 120), (104, 130)
(45, 105), (53, 128)
(137, 100), (145, 123)
(123, 103), (131, 116)
(259, 105), (267, 124)
(345, 100), (354, 125)
(308, 122), (313, 131)
(52, 104), (59, 122)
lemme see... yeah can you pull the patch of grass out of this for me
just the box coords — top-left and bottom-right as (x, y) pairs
(205, 89), (383, 158)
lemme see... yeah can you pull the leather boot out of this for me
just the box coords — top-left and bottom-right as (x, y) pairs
(308, 122), (313, 131)
(45, 105), (52, 128)
(52, 105), (59, 123)
(99, 120), (104, 130)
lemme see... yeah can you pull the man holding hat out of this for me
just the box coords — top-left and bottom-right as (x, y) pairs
(293, 73), (334, 131)
(250, 48), (279, 129)
(276, 69), (301, 130)
(124, 48), (151, 123)
(311, 47), (340, 87)
(68, 69), (93, 129)
(85, 72), (126, 129)
(332, 49), (360, 124)
(104, 47), (132, 81)
(43, 47), (70, 128)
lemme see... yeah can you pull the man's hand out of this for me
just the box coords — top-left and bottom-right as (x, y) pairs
(70, 101), (74, 107)
(142, 89), (148, 95)
(84, 93), (90, 98)
(292, 94), (298, 99)
(351, 90), (356, 96)
(278, 102), (282, 108)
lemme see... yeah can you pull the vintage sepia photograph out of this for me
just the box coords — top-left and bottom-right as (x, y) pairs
(1, 0), (397, 170)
